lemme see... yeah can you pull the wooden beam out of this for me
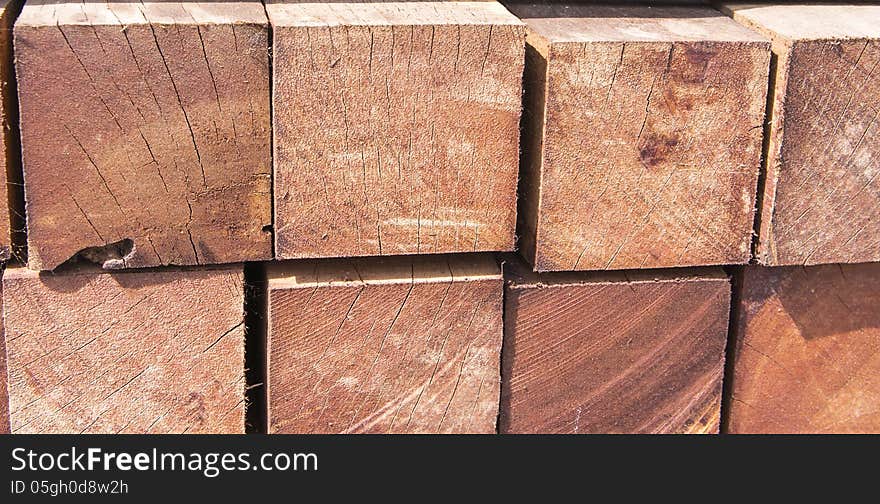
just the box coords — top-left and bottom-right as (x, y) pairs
(722, 4), (880, 266)
(511, 4), (770, 271)
(0, 0), (18, 262)
(0, 279), (7, 434)
(3, 265), (246, 433)
(728, 264), (880, 433)
(267, 254), (503, 433)
(15, 1), (272, 270)
(501, 256), (730, 433)
(267, 1), (524, 259)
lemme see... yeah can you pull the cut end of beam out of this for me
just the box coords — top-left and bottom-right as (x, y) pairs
(501, 254), (731, 434)
(512, 3), (770, 271)
(727, 263), (880, 434)
(267, 253), (503, 434)
(3, 265), (247, 434)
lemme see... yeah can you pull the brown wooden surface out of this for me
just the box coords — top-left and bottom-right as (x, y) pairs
(0, 0), (17, 262)
(3, 265), (246, 434)
(269, 1), (524, 259)
(267, 254), (503, 433)
(0, 278), (7, 434)
(15, 1), (272, 271)
(723, 4), (880, 266)
(728, 264), (880, 434)
(501, 257), (730, 433)
(512, 4), (769, 271)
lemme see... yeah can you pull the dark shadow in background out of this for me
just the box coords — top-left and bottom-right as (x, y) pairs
(772, 263), (880, 340)
(243, 261), (267, 434)
(3, 0), (25, 265)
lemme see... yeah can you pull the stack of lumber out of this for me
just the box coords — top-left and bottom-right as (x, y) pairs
(0, 1), (876, 434)
(721, 3), (880, 433)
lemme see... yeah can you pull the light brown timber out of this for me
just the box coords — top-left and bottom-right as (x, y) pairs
(511, 4), (770, 271)
(268, 1), (525, 259)
(3, 265), (246, 434)
(722, 4), (880, 266)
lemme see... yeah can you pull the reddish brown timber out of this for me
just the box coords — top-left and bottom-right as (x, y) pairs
(727, 263), (880, 433)
(267, 254), (503, 433)
(15, 1), (272, 270)
(0, 277), (7, 433)
(501, 256), (730, 433)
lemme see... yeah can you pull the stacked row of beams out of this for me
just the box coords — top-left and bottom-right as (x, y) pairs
(0, 1), (877, 434)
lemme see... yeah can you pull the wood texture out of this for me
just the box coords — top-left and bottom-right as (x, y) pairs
(3, 265), (245, 434)
(0, 0), (17, 262)
(0, 278), (7, 434)
(512, 4), (769, 271)
(268, 1), (524, 259)
(728, 264), (880, 434)
(723, 4), (880, 266)
(15, 1), (272, 270)
(501, 257), (730, 434)
(267, 254), (503, 433)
